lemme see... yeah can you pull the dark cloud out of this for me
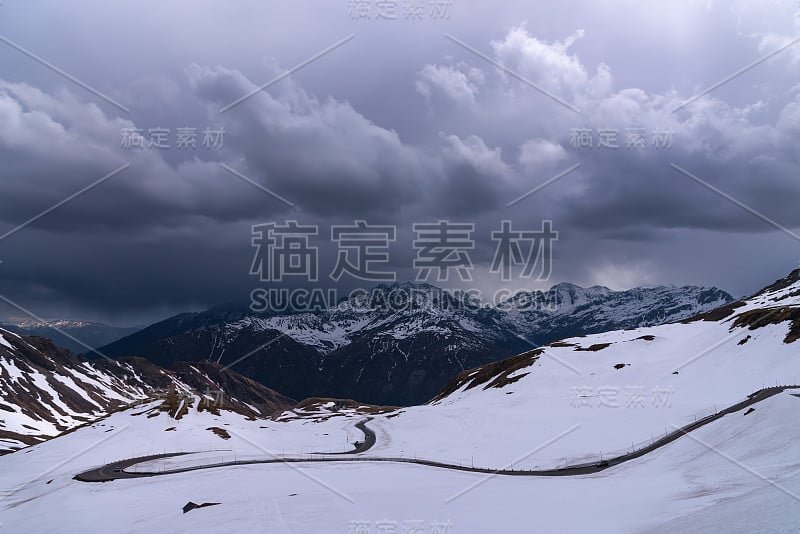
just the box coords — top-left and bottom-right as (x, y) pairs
(0, 0), (799, 323)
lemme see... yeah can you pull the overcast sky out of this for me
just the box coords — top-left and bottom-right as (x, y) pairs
(0, 0), (799, 325)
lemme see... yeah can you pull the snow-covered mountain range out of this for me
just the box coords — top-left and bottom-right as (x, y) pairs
(97, 282), (733, 405)
(1, 270), (798, 532)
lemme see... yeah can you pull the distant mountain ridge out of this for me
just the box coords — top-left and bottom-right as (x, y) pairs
(0, 320), (140, 354)
(96, 281), (733, 406)
(502, 282), (734, 341)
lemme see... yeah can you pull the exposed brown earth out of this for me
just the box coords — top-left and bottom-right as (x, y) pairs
(432, 349), (543, 401)
(575, 343), (612, 352)
(206, 427), (231, 440)
(681, 301), (747, 323)
(731, 307), (800, 343)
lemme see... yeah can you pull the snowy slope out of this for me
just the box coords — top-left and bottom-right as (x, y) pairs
(0, 385), (797, 532)
(365, 270), (800, 469)
(0, 271), (797, 533)
(0, 330), (294, 454)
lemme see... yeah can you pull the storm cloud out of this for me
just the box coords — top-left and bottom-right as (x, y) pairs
(0, 0), (798, 324)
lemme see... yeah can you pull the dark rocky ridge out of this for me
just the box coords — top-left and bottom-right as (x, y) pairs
(95, 282), (733, 406)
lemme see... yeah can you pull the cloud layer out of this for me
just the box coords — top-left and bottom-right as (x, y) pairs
(0, 0), (798, 322)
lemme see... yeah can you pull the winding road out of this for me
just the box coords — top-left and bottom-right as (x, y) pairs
(311, 418), (376, 455)
(75, 386), (799, 483)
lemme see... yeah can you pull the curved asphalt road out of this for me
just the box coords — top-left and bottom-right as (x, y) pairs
(75, 418), (378, 482)
(75, 386), (799, 483)
(312, 417), (376, 455)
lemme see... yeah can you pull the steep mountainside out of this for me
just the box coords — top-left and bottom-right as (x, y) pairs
(0, 329), (295, 454)
(97, 282), (733, 405)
